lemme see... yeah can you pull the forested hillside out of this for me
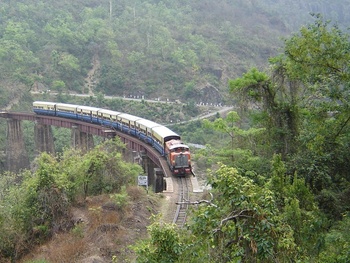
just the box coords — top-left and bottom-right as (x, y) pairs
(1, 0), (350, 108)
(1, 1), (350, 262)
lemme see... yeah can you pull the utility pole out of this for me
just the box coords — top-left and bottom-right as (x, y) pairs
(109, 0), (112, 21)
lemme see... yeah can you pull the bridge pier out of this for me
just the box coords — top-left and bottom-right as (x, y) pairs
(6, 119), (29, 172)
(154, 168), (165, 193)
(141, 152), (153, 186)
(141, 152), (166, 193)
(1, 112), (166, 179)
(34, 123), (55, 155)
(71, 125), (94, 152)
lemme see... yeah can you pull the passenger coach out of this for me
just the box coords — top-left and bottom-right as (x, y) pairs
(33, 101), (192, 176)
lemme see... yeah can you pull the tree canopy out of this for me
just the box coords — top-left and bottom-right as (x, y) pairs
(0, 138), (142, 260)
(133, 14), (350, 263)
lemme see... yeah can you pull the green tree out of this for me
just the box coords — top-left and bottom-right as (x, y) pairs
(78, 138), (141, 197)
(318, 216), (350, 263)
(202, 111), (266, 173)
(280, 15), (350, 193)
(189, 164), (297, 262)
(22, 153), (71, 239)
(0, 172), (29, 259)
(0, 137), (142, 261)
(229, 15), (350, 202)
(52, 80), (66, 93)
(203, 111), (241, 163)
(55, 52), (81, 84)
(0, 154), (71, 260)
(267, 154), (327, 257)
(0, 39), (39, 84)
(229, 67), (299, 157)
(133, 218), (185, 263)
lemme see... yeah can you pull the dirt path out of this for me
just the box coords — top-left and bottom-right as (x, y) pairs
(84, 54), (100, 96)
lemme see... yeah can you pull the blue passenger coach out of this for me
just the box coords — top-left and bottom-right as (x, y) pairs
(32, 101), (192, 176)
(151, 126), (181, 156)
(76, 105), (100, 123)
(55, 103), (78, 119)
(32, 101), (57, 115)
(97, 109), (121, 129)
(135, 119), (160, 145)
(117, 113), (141, 136)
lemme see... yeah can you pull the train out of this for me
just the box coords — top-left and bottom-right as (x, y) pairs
(32, 101), (192, 176)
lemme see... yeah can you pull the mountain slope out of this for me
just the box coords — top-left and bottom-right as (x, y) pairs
(0, 0), (349, 107)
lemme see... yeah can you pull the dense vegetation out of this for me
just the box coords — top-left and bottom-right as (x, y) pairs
(134, 15), (350, 262)
(0, 0), (350, 262)
(1, 0), (350, 108)
(0, 139), (142, 261)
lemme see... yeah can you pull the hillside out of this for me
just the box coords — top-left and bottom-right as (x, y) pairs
(1, 1), (350, 261)
(1, 0), (350, 109)
(18, 189), (162, 263)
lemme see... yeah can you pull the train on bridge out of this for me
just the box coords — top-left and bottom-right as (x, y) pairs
(33, 101), (192, 176)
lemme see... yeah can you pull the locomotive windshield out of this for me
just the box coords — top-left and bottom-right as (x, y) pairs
(174, 154), (189, 168)
(169, 145), (189, 153)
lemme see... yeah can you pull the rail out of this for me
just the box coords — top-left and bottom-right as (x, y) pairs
(1, 111), (192, 225)
(173, 176), (191, 227)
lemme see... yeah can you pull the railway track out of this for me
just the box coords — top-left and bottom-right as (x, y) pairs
(173, 176), (191, 227)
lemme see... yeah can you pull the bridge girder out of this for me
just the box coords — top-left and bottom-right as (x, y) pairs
(0, 112), (170, 176)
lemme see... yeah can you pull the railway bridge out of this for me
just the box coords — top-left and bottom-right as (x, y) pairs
(0, 111), (170, 192)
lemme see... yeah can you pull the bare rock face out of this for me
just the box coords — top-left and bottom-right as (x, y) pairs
(204, 66), (223, 80)
(197, 82), (223, 105)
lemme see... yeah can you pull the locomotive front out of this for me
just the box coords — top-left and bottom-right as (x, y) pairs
(165, 139), (192, 176)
